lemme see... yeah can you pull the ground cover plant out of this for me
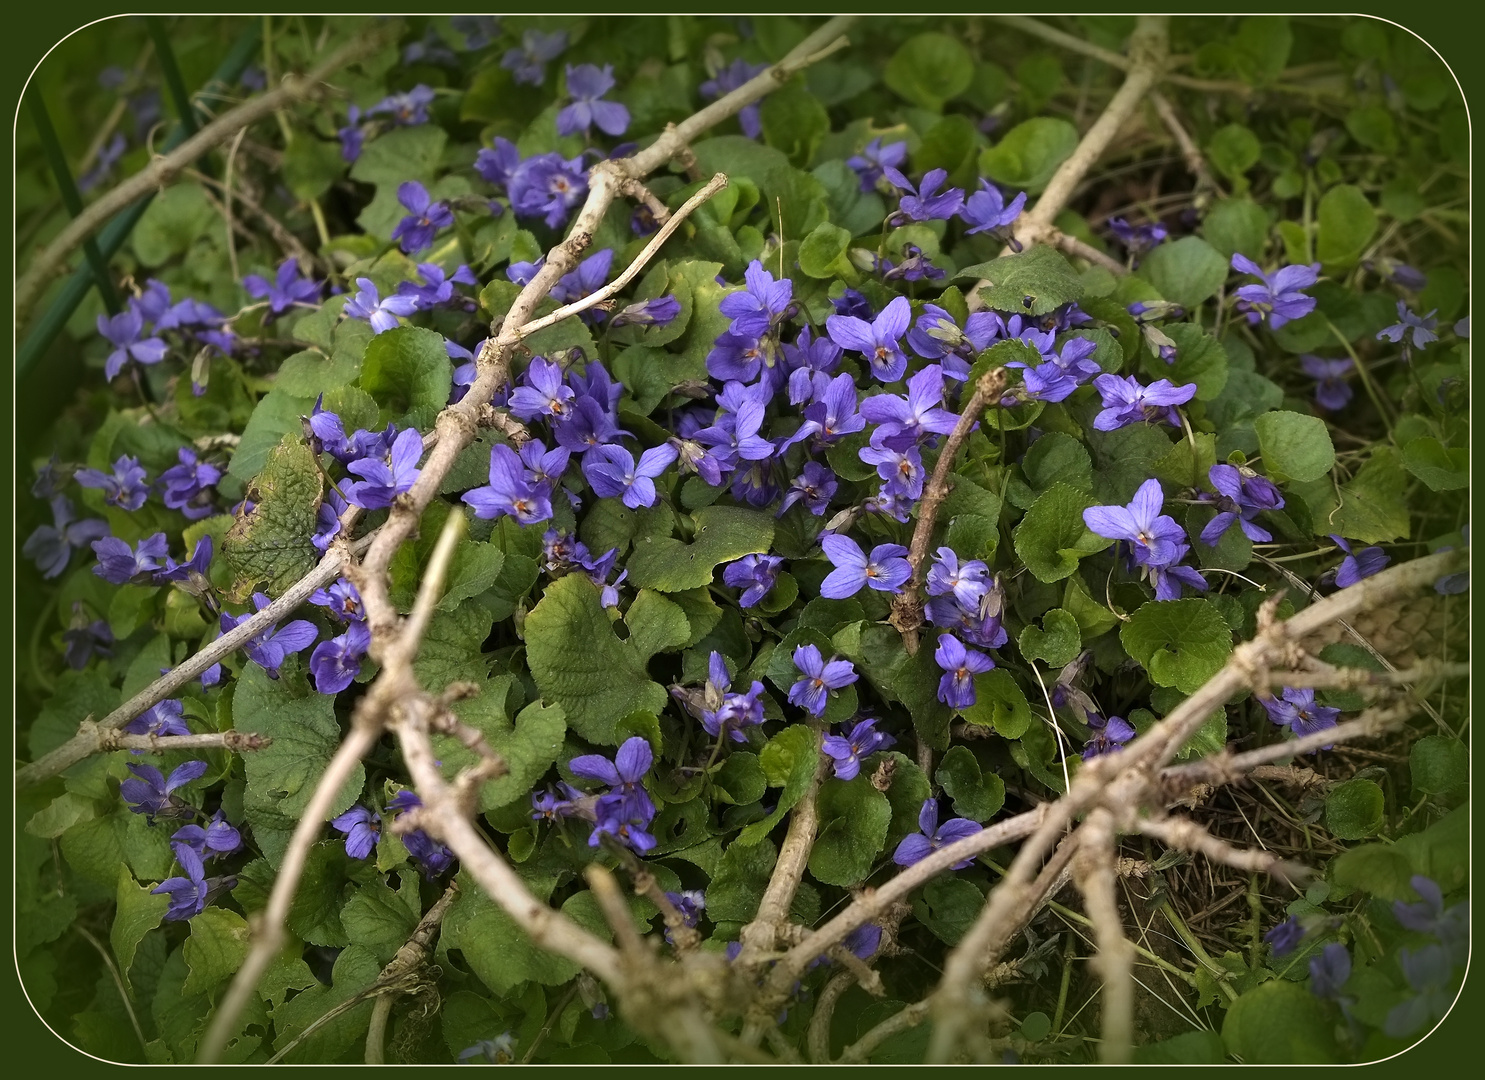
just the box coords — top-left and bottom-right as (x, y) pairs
(13, 13), (1470, 1065)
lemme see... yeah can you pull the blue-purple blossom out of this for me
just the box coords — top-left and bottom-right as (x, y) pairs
(1081, 712), (1136, 759)
(571, 737), (658, 853)
(391, 181), (455, 254)
(397, 262), (478, 310)
(343, 277), (420, 334)
(1091, 374), (1196, 430)
(531, 782), (585, 824)
(1106, 217), (1167, 258)
(506, 151), (589, 228)
(933, 633), (995, 709)
(92, 533), (169, 585)
(1376, 300), (1439, 355)
(663, 890), (706, 945)
(509, 357), (576, 421)
(310, 578), (365, 622)
(23, 497), (108, 579)
(1260, 687), (1340, 746)
(121, 759), (208, 819)
(502, 29), (567, 85)
(338, 105), (365, 162)
(883, 167), (965, 223)
(859, 441), (926, 500)
(157, 447), (221, 520)
(459, 1035), (517, 1064)
(821, 717), (896, 781)
(960, 179), (1026, 236)
(97, 308), (168, 381)
(786, 373), (864, 448)
(388, 790), (457, 877)
(927, 548), (991, 609)
(1309, 942), (1352, 1003)
(820, 534), (910, 598)
(1264, 915), (1305, 957)
(893, 799), (983, 869)
(368, 85), (437, 126)
(243, 257), (321, 318)
(152, 843), (212, 921)
(722, 553), (783, 607)
(452, 15), (500, 51)
(462, 443), (559, 524)
(154, 535), (214, 588)
(63, 615), (113, 669)
(344, 427), (424, 510)
(402, 26), (459, 67)
(1329, 535), (1389, 588)
(582, 443), (678, 509)
(331, 804), (382, 859)
(695, 651), (766, 744)
(826, 296), (912, 382)
(124, 698), (190, 740)
(1199, 464), (1285, 545)
(719, 260), (793, 339)
(171, 812), (242, 860)
(699, 59), (769, 139)
(1084, 479), (1207, 600)
(76, 455), (150, 511)
(219, 593), (318, 679)
(858, 363), (958, 450)
(309, 621), (372, 695)
(787, 644), (858, 716)
(1300, 354), (1353, 411)
(1231, 254), (1320, 329)
(907, 304), (1001, 376)
(557, 63), (630, 137)
(610, 294), (683, 330)
(846, 137), (907, 192)
(778, 461), (837, 517)
(78, 132), (127, 192)
(313, 487), (349, 553)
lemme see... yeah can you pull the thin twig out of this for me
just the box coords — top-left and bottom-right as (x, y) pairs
(93, 727), (271, 753)
(1073, 810), (1133, 1064)
(837, 1000), (931, 1064)
(1149, 91), (1222, 195)
(888, 367), (1008, 653)
(807, 971), (856, 1064)
(222, 126), (249, 282)
(75, 924), (147, 1053)
(15, 22), (394, 324)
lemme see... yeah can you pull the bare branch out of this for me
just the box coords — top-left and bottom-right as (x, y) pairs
(888, 366), (1008, 653)
(1136, 815), (1304, 879)
(1074, 810), (1134, 1064)
(1149, 91), (1222, 195)
(94, 727), (271, 753)
(16, 22), (395, 324)
(838, 999), (931, 1064)
(807, 971), (856, 1063)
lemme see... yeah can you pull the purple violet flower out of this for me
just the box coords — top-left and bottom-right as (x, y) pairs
(787, 644), (858, 716)
(826, 296), (912, 382)
(388, 790), (457, 877)
(1091, 374), (1196, 431)
(719, 260), (794, 339)
(462, 443), (557, 525)
(846, 137), (907, 192)
(332, 804), (382, 859)
(821, 717), (896, 781)
(722, 553), (783, 608)
(343, 277), (421, 334)
(391, 181), (455, 255)
(1260, 686), (1340, 746)
(893, 798), (983, 869)
(1300, 354), (1354, 411)
(242, 257), (321, 319)
(883, 167), (965, 223)
(509, 357), (577, 422)
(1081, 712), (1136, 759)
(92, 533), (169, 585)
(582, 443), (678, 509)
(778, 461), (837, 517)
(960, 179), (1027, 236)
(1231, 254), (1320, 329)
(820, 534), (911, 598)
(933, 633), (995, 709)
(610, 294), (682, 330)
(344, 427), (424, 510)
(699, 59), (769, 138)
(24, 497), (108, 579)
(309, 621), (372, 695)
(152, 843), (212, 921)
(1264, 915), (1305, 957)
(310, 578), (365, 623)
(219, 593), (318, 679)
(121, 759), (208, 819)
(157, 447), (221, 520)
(1083, 479), (1186, 568)
(1376, 300), (1440, 355)
(502, 29), (567, 86)
(124, 698), (190, 740)
(858, 363), (958, 450)
(557, 63), (630, 137)
(76, 455), (150, 511)
(97, 308), (168, 381)
(367, 85), (437, 126)
(1329, 535), (1389, 588)
(1199, 463), (1285, 546)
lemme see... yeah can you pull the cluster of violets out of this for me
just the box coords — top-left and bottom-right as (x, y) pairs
(331, 790), (455, 878)
(1265, 874), (1468, 1039)
(117, 758), (242, 920)
(95, 275), (249, 386)
(529, 736), (660, 853)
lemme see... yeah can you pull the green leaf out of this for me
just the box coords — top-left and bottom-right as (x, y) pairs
(1409, 735), (1467, 797)
(222, 436), (322, 602)
(523, 574), (667, 744)
(1401, 437), (1468, 491)
(625, 589), (692, 663)
(439, 539), (505, 611)
(1253, 411), (1335, 482)
(1121, 599), (1234, 694)
(132, 183), (216, 267)
(182, 907), (251, 998)
(348, 124), (447, 185)
(737, 724), (820, 845)
(912, 877), (984, 945)
(706, 837), (777, 924)
(227, 388), (316, 482)
(1146, 323), (1229, 401)
(1222, 980), (1339, 1063)
(1345, 104), (1398, 154)
(341, 877), (419, 965)
(282, 136), (347, 201)
(978, 117), (1079, 194)
(760, 79), (829, 167)
(714, 752), (767, 806)
(1134, 1030), (1227, 1065)
(1205, 124), (1261, 180)
(358, 326), (452, 430)
(270, 945), (380, 1063)
(798, 221), (856, 280)
(112, 867), (169, 992)
(960, 668), (1032, 738)
(1023, 432), (1091, 493)
(470, 700), (567, 812)
(1316, 184), (1377, 269)
(962, 245), (1085, 317)
(1329, 446), (1410, 542)
(809, 778), (892, 886)
(1017, 608), (1081, 668)
(912, 114), (980, 189)
(1137, 237), (1230, 309)
(1013, 482), (1113, 583)
(1330, 843), (1415, 901)
(626, 505), (774, 592)
(1201, 198), (1269, 260)
(884, 32), (974, 111)
(236, 664), (365, 865)
(892, 642), (953, 751)
(935, 745), (1005, 822)
(1325, 778), (1385, 839)
(1230, 17), (1293, 86)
